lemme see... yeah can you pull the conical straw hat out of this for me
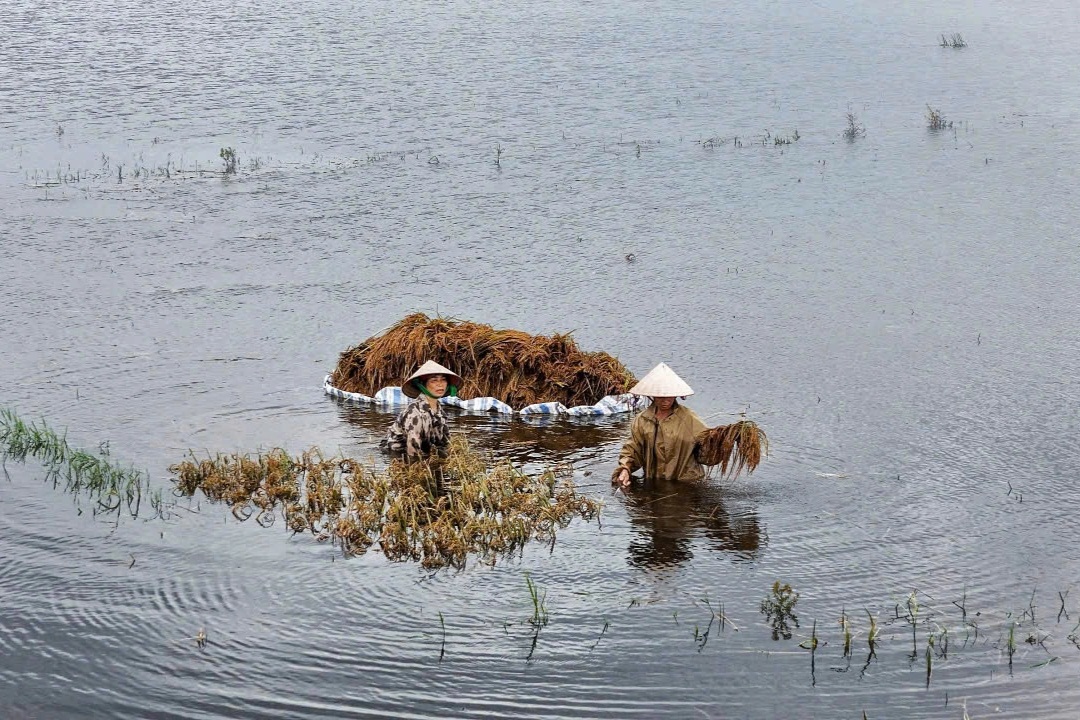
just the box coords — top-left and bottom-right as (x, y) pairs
(627, 362), (694, 397)
(401, 360), (463, 398)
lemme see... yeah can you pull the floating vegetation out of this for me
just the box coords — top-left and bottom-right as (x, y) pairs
(844, 112), (866, 140)
(694, 420), (768, 478)
(773, 129), (800, 146)
(328, 313), (636, 408)
(940, 33), (967, 48)
(0, 408), (161, 518)
(926, 105), (953, 131)
(170, 435), (601, 569)
(761, 581), (800, 640)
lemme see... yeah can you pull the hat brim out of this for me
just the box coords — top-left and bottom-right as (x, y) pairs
(401, 372), (464, 398)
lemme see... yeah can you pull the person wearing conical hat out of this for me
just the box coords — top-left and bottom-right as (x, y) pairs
(381, 360), (463, 458)
(613, 363), (708, 486)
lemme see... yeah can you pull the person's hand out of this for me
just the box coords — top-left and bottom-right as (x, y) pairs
(613, 467), (631, 487)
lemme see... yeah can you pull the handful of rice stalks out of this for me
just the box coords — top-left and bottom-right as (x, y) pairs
(329, 313), (636, 408)
(694, 420), (768, 479)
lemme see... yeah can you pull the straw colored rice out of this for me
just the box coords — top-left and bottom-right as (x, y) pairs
(329, 313), (636, 408)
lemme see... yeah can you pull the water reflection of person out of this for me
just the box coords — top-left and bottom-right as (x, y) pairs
(623, 477), (764, 569)
(380, 360), (462, 459)
(612, 363), (707, 487)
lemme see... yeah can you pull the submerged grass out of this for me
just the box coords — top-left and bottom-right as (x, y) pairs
(0, 408), (161, 518)
(170, 435), (601, 569)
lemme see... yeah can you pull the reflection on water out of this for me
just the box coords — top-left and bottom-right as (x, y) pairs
(333, 399), (631, 467)
(621, 477), (765, 569)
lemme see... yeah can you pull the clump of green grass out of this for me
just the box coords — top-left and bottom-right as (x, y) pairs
(0, 408), (161, 518)
(525, 574), (549, 628)
(761, 581), (800, 640)
(219, 147), (238, 174)
(170, 435), (602, 569)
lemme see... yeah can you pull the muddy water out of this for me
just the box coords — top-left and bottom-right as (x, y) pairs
(3, 0), (1080, 717)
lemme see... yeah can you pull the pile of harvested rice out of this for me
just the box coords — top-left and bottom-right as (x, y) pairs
(170, 436), (601, 570)
(694, 420), (768, 479)
(328, 313), (636, 408)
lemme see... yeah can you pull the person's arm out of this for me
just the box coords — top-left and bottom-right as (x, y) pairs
(401, 404), (426, 458)
(612, 418), (644, 485)
(686, 409), (709, 463)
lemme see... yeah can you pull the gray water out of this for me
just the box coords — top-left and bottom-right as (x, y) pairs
(3, 0), (1080, 717)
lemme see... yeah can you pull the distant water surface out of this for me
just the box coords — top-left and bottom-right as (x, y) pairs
(2, 0), (1079, 717)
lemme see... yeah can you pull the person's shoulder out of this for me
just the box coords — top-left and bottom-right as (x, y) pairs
(678, 404), (706, 424)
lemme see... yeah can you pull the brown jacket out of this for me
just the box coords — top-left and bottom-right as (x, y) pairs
(615, 403), (708, 482)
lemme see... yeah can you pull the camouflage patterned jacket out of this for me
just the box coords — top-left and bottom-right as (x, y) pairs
(381, 397), (451, 458)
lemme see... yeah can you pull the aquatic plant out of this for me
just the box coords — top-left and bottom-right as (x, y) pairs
(0, 407), (161, 518)
(926, 106), (952, 131)
(695, 420), (768, 478)
(773, 129), (800, 146)
(525, 574), (549, 628)
(866, 609), (880, 653)
(844, 112), (866, 140)
(219, 146), (238, 174)
(906, 590), (920, 655)
(170, 435), (602, 569)
(940, 33), (967, 48)
(840, 607), (853, 657)
(761, 581), (799, 640)
(329, 313), (636, 408)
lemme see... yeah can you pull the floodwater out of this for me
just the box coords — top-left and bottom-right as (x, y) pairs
(2, 0), (1080, 716)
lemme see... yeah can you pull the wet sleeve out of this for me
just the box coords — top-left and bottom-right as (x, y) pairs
(614, 417), (645, 479)
(687, 409), (708, 437)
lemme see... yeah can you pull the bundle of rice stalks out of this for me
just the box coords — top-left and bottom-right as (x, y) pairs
(329, 313), (636, 408)
(694, 420), (768, 479)
(169, 435), (601, 569)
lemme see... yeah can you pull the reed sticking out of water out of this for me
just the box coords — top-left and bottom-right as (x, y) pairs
(590, 620), (610, 651)
(940, 33), (967, 48)
(0, 408), (161, 518)
(799, 619), (820, 685)
(926, 106), (952, 131)
(907, 591), (920, 656)
(844, 113), (866, 140)
(438, 612), (447, 661)
(866, 610), (880, 654)
(171, 435), (601, 569)
(840, 607), (853, 658)
(526, 574), (549, 628)
(1007, 621), (1016, 670)
(695, 421), (768, 479)
(925, 634), (935, 687)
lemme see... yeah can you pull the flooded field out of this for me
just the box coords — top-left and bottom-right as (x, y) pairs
(2, 0), (1080, 717)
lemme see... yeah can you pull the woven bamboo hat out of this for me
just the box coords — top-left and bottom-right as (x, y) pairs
(627, 362), (694, 397)
(401, 360), (463, 398)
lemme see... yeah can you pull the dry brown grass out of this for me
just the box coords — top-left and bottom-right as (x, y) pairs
(329, 313), (636, 408)
(170, 436), (601, 569)
(694, 421), (768, 479)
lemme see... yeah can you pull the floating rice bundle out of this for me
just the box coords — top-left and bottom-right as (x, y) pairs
(694, 420), (769, 479)
(169, 436), (601, 569)
(329, 313), (636, 408)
